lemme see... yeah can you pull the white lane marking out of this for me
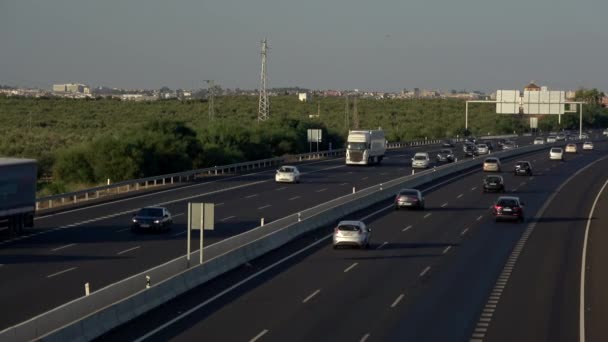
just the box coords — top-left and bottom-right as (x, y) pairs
(339, 182), (349, 186)
(275, 187), (287, 191)
(172, 213), (184, 218)
(117, 246), (141, 255)
(246, 194), (258, 199)
(249, 329), (269, 342)
(302, 289), (321, 303)
(457, 194), (463, 199)
(520, 181), (526, 186)
(51, 243), (77, 252)
(580, 179), (608, 342)
(471, 187), (478, 191)
(402, 225), (412, 232)
(441, 202), (448, 208)
(315, 188), (327, 193)
(172, 230), (187, 237)
(215, 202), (224, 207)
(344, 263), (358, 273)
(360, 333), (371, 342)
(477, 215), (483, 221)
(362, 177), (369, 180)
(443, 246), (452, 254)
(424, 213), (432, 219)
(461, 227), (470, 236)
(289, 196), (301, 201)
(376, 241), (388, 250)
(390, 294), (405, 308)
(258, 205), (272, 210)
(116, 227), (132, 233)
(220, 215), (235, 222)
(419, 266), (431, 277)
(47, 267), (77, 278)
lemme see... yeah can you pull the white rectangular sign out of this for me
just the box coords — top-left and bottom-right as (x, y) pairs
(495, 90), (521, 114)
(521, 90), (565, 115)
(307, 129), (322, 143)
(189, 203), (214, 230)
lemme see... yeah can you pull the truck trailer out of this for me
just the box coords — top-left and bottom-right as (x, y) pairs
(345, 130), (386, 165)
(0, 158), (37, 235)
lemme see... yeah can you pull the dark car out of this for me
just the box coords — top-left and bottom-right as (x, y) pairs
(502, 142), (517, 150)
(492, 196), (525, 222)
(436, 149), (455, 163)
(482, 140), (495, 151)
(463, 143), (478, 156)
(132, 207), (173, 232)
(395, 189), (425, 210)
(465, 136), (477, 144)
(442, 139), (455, 147)
(496, 139), (506, 147)
(514, 161), (533, 176)
(483, 175), (505, 193)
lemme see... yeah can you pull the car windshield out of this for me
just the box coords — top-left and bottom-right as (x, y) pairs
(279, 167), (294, 173)
(486, 176), (501, 183)
(485, 159), (498, 164)
(399, 190), (418, 196)
(516, 162), (528, 167)
(551, 148), (562, 153)
(477, 144), (487, 148)
(347, 142), (367, 150)
(137, 208), (163, 217)
(497, 199), (518, 207)
(414, 155), (427, 160)
(338, 224), (360, 232)
(440, 150), (451, 154)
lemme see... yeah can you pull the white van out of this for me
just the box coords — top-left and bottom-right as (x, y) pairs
(411, 152), (430, 169)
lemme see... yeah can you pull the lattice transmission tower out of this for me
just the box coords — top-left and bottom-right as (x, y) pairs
(258, 39), (270, 122)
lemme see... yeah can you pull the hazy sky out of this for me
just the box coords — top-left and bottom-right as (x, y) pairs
(1, 0), (606, 92)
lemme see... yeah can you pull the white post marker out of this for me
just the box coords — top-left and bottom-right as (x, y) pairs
(298, 213), (301, 222)
(412, 169), (415, 175)
(85, 282), (90, 296)
(261, 218), (265, 226)
(146, 275), (151, 289)
(353, 187), (356, 194)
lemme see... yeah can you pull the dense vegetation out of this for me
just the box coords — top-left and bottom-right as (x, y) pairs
(0, 89), (605, 195)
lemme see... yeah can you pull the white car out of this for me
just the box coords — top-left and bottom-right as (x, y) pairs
(333, 220), (371, 249)
(275, 165), (300, 183)
(565, 144), (577, 153)
(550, 147), (564, 161)
(547, 136), (557, 143)
(476, 144), (489, 154)
(411, 152), (430, 169)
(533, 137), (545, 145)
(603, 129), (608, 136)
(583, 141), (594, 150)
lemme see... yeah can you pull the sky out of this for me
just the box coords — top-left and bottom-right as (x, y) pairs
(1, 0), (607, 92)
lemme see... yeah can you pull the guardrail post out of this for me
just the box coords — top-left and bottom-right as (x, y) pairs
(261, 218), (265, 226)
(96, 190), (100, 198)
(85, 282), (90, 296)
(85, 193), (89, 200)
(154, 179), (157, 186)
(146, 275), (151, 289)
(73, 195), (77, 204)
(36, 202), (39, 210)
(49, 199), (53, 208)
(162, 178), (166, 185)
(298, 213), (301, 222)
(171, 177), (174, 184)
(412, 170), (415, 175)
(61, 197), (66, 205)
(353, 187), (356, 194)
(215, 166), (218, 175)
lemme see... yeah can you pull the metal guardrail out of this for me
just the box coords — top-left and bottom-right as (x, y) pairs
(35, 135), (519, 211)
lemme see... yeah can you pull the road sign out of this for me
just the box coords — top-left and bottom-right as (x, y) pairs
(189, 203), (214, 230)
(307, 129), (322, 143)
(530, 117), (538, 129)
(496, 90), (520, 114)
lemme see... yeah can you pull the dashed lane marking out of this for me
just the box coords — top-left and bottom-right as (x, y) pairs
(316, 188), (327, 193)
(360, 333), (371, 342)
(344, 263), (358, 273)
(403, 225), (412, 232)
(443, 246), (452, 254)
(461, 227), (470, 236)
(419, 266), (431, 277)
(258, 205), (272, 210)
(51, 243), (77, 252)
(302, 289), (321, 303)
(47, 267), (77, 278)
(249, 329), (269, 342)
(220, 215), (235, 222)
(390, 294), (405, 308)
(424, 213), (432, 219)
(377, 241), (388, 250)
(117, 245), (141, 255)
(289, 196), (301, 201)
(457, 194), (464, 199)
(245, 194), (258, 199)
(441, 202), (448, 208)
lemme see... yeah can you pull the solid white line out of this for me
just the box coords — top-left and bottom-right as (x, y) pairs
(246, 194), (258, 199)
(51, 243), (77, 252)
(249, 329), (269, 342)
(441, 202), (448, 208)
(258, 205), (272, 210)
(289, 196), (301, 201)
(116, 227), (131, 233)
(419, 266), (431, 277)
(443, 246), (452, 254)
(461, 227), (469, 236)
(391, 294), (405, 308)
(377, 241), (388, 249)
(457, 193), (463, 199)
(171, 230), (187, 237)
(424, 213), (432, 219)
(403, 225), (412, 232)
(117, 245), (141, 255)
(339, 182), (348, 186)
(316, 188), (327, 192)
(276, 187), (287, 191)
(220, 215), (235, 222)
(580, 178), (608, 342)
(302, 289), (321, 303)
(360, 333), (371, 342)
(172, 213), (184, 218)
(477, 215), (483, 221)
(215, 202), (224, 206)
(471, 187), (478, 191)
(47, 267), (77, 278)
(344, 262), (358, 273)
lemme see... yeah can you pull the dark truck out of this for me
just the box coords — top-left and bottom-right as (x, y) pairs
(0, 158), (37, 234)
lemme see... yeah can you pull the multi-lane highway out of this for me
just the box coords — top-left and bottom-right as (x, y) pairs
(97, 138), (607, 341)
(0, 142), (473, 329)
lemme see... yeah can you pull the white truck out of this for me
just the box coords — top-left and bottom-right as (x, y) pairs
(345, 130), (386, 165)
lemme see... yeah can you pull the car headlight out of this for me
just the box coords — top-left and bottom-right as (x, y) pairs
(132, 218), (137, 223)
(154, 219), (160, 224)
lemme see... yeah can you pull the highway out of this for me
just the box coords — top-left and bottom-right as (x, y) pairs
(0, 142), (475, 329)
(98, 139), (607, 342)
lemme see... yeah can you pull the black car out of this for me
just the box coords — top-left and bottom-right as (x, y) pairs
(514, 161), (533, 176)
(463, 143), (478, 156)
(436, 149), (455, 163)
(131, 207), (173, 232)
(492, 196), (525, 223)
(482, 140), (495, 151)
(465, 136), (477, 144)
(442, 139), (455, 147)
(496, 139), (506, 147)
(483, 175), (505, 193)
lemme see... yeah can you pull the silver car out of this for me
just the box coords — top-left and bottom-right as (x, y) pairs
(275, 165), (300, 183)
(333, 220), (371, 249)
(476, 143), (489, 154)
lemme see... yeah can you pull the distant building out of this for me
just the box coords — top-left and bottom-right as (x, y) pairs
(298, 92), (311, 102)
(53, 83), (90, 94)
(524, 81), (541, 92)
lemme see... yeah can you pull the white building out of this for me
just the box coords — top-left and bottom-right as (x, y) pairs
(298, 92), (312, 102)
